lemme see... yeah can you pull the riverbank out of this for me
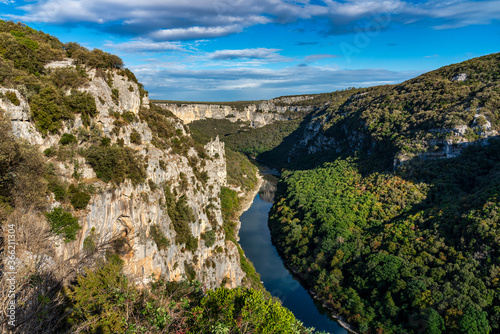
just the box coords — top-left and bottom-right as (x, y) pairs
(283, 261), (360, 334)
(235, 167), (357, 334)
(234, 171), (264, 242)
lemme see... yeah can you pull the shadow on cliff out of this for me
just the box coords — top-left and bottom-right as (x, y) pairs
(257, 108), (401, 174)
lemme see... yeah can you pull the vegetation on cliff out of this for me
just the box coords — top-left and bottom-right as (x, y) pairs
(0, 20), (318, 334)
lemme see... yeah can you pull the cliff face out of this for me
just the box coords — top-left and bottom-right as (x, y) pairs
(285, 107), (499, 167)
(0, 63), (245, 288)
(155, 96), (314, 128)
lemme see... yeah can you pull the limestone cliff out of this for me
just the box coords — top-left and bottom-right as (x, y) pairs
(154, 96), (314, 128)
(0, 64), (246, 289)
(285, 104), (499, 167)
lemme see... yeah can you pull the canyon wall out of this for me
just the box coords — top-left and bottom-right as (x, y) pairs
(0, 62), (246, 289)
(155, 95), (315, 128)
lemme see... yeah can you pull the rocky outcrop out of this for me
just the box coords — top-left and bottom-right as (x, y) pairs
(0, 69), (246, 289)
(0, 88), (44, 145)
(155, 97), (314, 128)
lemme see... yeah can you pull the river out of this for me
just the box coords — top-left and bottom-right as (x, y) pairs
(238, 175), (348, 334)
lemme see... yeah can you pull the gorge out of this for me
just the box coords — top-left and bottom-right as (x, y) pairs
(1, 19), (500, 334)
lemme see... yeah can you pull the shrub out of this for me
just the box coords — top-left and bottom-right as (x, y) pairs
(201, 230), (216, 247)
(4, 90), (20, 105)
(148, 179), (158, 191)
(59, 133), (77, 145)
(121, 111), (136, 124)
(111, 88), (119, 104)
(185, 235), (198, 253)
(68, 183), (91, 210)
(184, 261), (196, 280)
(65, 90), (97, 126)
(30, 86), (73, 135)
(150, 224), (170, 250)
(130, 129), (142, 145)
(83, 227), (97, 254)
(100, 137), (111, 147)
(84, 144), (146, 185)
(45, 207), (81, 242)
(190, 287), (300, 333)
(48, 68), (86, 90)
(43, 146), (56, 157)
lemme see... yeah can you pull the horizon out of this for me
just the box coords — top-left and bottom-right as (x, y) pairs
(1, 0), (499, 101)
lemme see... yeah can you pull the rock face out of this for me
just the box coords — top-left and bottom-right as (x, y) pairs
(0, 69), (246, 289)
(155, 97), (314, 128)
(451, 73), (467, 82)
(283, 105), (499, 167)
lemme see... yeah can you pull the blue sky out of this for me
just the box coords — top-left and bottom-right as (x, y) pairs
(1, 0), (499, 101)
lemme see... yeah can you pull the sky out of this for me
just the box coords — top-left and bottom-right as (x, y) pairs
(1, 0), (499, 101)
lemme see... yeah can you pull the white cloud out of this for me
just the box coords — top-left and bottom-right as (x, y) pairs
(210, 48), (283, 60)
(303, 54), (341, 62)
(150, 25), (242, 41)
(104, 40), (184, 52)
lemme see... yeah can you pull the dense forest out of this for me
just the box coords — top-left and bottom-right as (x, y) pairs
(266, 53), (500, 333)
(192, 53), (500, 333)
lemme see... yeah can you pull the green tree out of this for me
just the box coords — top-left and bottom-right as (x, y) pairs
(459, 306), (491, 334)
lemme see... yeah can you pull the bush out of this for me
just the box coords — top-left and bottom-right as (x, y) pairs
(111, 88), (119, 104)
(150, 224), (170, 250)
(65, 90), (97, 126)
(220, 186), (239, 222)
(30, 86), (72, 135)
(148, 179), (158, 191)
(4, 90), (20, 105)
(190, 287), (300, 333)
(201, 230), (216, 247)
(45, 207), (81, 242)
(83, 227), (97, 254)
(185, 235), (198, 253)
(84, 144), (146, 185)
(43, 146), (56, 157)
(100, 137), (111, 147)
(48, 67), (86, 90)
(184, 261), (196, 280)
(172, 196), (195, 243)
(59, 133), (77, 145)
(121, 111), (136, 124)
(130, 129), (142, 144)
(68, 183), (91, 210)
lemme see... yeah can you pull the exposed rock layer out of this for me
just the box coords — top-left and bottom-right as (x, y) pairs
(155, 96), (315, 128)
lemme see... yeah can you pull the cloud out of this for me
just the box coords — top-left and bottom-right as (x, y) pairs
(104, 40), (184, 53)
(210, 48), (283, 60)
(132, 63), (420, 101)
(303, 54), (341, 62)
(6, 0), (500, 41)
(150, 25), (243, 41)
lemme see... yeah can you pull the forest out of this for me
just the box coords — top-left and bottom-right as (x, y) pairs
(264, 53), (500, 333)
